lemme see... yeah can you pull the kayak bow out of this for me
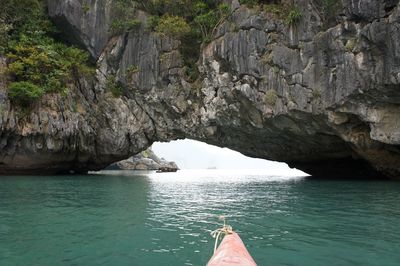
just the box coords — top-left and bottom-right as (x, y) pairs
(207, 231), (257, 266)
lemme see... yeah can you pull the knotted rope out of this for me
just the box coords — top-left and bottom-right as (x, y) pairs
(210, 216), (233, 253)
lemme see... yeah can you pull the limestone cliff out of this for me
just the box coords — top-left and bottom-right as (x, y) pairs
(1, 0), (400, 178)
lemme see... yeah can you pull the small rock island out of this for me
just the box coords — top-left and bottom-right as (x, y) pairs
(107, 147), (179, 172)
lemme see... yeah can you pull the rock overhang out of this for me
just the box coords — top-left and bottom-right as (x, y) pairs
(1, 0), (400, 179)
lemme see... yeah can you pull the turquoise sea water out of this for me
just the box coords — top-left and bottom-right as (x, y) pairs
(0, 170), (399, 266)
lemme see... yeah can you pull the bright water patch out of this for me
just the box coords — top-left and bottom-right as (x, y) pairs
(0, 170), (399, 266)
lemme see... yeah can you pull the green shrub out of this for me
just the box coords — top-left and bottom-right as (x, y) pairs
(265, 90), (278, 106)
(193, 3), (231, 43)
(126, 65), (140, 75)
(155, 15), (191, 39)
(312, 88), (321, 99)
(285, 6), (302, 26)
(7, 37), (93, 94)
(1, 0), (94, 107)
(109, 0), (141, 35)
(260, 51), (273, 65)
(8, 81), (44, 106)
(106, 75), (124, 97)
(0, 0), (41, 53)
(345, 39), (356, 52)
(146, 15), (160, 31)
(82, 3), (90, 14)
(125, 65), (140, 83)
(110, 19), (141, 34)
(184, 64), (200, 82)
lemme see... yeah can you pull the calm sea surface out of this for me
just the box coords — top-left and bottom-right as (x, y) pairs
(0, 170), (399, 266)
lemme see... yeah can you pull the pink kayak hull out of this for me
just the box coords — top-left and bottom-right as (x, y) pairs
(207, 232), (257, 266)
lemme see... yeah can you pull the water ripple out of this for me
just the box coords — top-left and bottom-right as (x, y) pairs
(0, 171), (399, 266)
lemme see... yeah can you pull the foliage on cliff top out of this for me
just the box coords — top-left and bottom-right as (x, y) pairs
(133, 0), (231, 81)
(241, 0), (339, 26)
(135, 0), (231, 42)
(1, 0), (93, 107)
(109, 0), (141, 35)
(285, 6), (302, 25)
(155, 15), (191, 39)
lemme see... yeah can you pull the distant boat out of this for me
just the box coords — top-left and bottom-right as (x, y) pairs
(207, 166), (217, 169)
(207, 231), (257, 266)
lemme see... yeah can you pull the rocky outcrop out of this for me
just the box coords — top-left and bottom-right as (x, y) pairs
(47, 0), (112, 58)
(1, 0), (400, 178)
(107, 147), (178, 171)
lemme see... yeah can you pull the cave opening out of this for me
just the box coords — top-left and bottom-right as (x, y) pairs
(151, 139), (307, 176)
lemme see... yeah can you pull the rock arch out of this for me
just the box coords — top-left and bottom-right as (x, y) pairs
(1, 0), (400, 178)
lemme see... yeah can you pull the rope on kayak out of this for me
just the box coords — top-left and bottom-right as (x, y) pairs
(210, 216), (233, 254)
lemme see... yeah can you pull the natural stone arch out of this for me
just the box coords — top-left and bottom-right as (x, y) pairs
(1, 0), (400, 179)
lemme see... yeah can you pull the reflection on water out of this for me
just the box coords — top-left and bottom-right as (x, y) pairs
(0, 170), (399, 266)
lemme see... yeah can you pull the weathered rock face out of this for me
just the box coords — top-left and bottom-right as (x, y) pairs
(1, 0), (400, 178)
(47, 0), (113, 58)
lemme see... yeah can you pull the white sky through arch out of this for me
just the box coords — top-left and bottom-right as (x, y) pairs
(152, 139), (307, 176)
